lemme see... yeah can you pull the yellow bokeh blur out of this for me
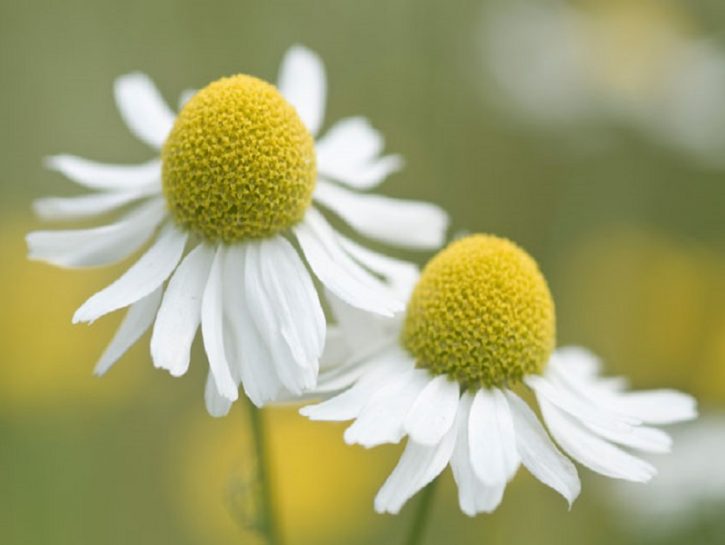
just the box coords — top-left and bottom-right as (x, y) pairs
(0, 215), (144, 414)
(173, 404), (396, 545)
(559, 226), (725, 403)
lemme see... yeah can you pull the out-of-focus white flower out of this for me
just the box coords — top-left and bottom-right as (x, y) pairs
(302, 235), (697, 516)
(27, 45), (448, 415)
(482, 0), (725, 167)
(609, 414), (725, 534)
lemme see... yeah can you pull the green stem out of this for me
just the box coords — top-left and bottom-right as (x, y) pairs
(248, 403), (282, 545)
(403, 478), (439, 545)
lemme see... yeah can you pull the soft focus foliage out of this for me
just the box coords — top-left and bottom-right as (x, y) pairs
(1, 0), (723, 544)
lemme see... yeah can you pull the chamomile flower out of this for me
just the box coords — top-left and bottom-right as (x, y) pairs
(302, 234), (697, 516)
(27, 45), (448, 415)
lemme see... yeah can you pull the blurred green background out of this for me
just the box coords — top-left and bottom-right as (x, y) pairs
(1, 0), (724, 544)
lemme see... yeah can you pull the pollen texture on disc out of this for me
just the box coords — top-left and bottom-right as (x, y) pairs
(402, 234), (556, 387)
(161, 75), (316, 242)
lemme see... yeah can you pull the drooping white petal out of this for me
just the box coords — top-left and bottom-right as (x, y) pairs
(600, 390), (698, 425)
(205, 371), (233, 418)
(243, 239), (323, 394)
(223, 245), (283, 407)
(27, 198), (166, 268)
(344, 369), (430, 448)
(150, 243), (214, 377)
(201, 246), (238, 402)
(33, 189), (157, 222)
(318, 326), (351, 370)
(114, 73), (176, 149)
(539, 397), (657, 482)
(505, 390), (580, 506)
(293, 208), (403, 316)
(44, 155), (161, 192)
(450, 394), (506, 516)
(315, 116), (403, 189)
(94, 286), (163, 376)
(468, 388), (520, 486)
(374, 419), (459, 515)
(313, 329), (385, 396)
(404, 375), (460, 446)
(526, 374), (641, 431)
(277, 45), (326, 136)
(336, 235), (419, 300)
(584, 422), (672, 453)
(73, 222), (187, 323)
(314, 180), (448, 249)
(326, 290), (401, 362)
(259, 237), (325, 367)
(301, 348), (414, 421)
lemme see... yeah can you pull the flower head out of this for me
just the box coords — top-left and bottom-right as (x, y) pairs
(162, 75), (316, 241)
(27, 46), (449, 415)
(302, 234), (697, 516)
(403, 234), (555, 387)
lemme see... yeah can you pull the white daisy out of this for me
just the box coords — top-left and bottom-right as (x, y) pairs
(26, 45), (448, 415)
(302, 234), (697, 516)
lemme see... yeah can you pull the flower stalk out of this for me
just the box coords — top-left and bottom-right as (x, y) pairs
(248, 403), (282, 545)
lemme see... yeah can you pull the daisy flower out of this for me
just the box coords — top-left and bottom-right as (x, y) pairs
(302, 234), (697, 516)
(26, 45), (448, 415)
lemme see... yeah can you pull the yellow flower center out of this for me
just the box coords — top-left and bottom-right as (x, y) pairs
(161, 75), (316, 242)
(402, 235), (556, 387)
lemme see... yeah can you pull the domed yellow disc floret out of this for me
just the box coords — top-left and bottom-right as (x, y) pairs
(402, 235), (556, 387)
(161, 75), (316, 242)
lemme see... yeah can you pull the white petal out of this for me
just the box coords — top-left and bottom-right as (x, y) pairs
(404, 375), (460, 446)
(313, 180), (448, 249)
(450, 394), (506, 516)
(539, 397), (657, 482)
(468, 388), (520, 486)
(277, 45), (326, 136)
(374, 422), (459, 515)
(204, 371), (233, 418)
(201, 246), (238, 402)
(114, 73), (176, 149)
(33, 189), (156, 222)
(602, 390), (698, 425)
(505, 390), (580, 506)
(344, 369), (430, 448)
(301, 348), (414, 421)
(150, 243), (214, 377)
(318, 326), (351, 371)
(336, 235), (419, 300)
(44, 155), (161, 192)
(293, 208), (403, 316)
(547, 348), (697, 425)
(178, 88), (196, 109)
(73, 222), (187, 323)
(526, 374), (641, 431)
(326, 290), (401, 361)
(312, 329), (385, 395)
(94, 286), (163, 376)
(584, 422), (672, 454)
(243, 240), (322, 394)
(27, 198), (166, 268)
(550, 346), (603, 378)
(257, 237), (325, 368)
(315, 116), (403, 189)
(223, 245), (283, 407)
